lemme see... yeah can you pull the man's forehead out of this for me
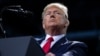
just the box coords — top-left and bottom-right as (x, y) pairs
(45, 6), (64, 12)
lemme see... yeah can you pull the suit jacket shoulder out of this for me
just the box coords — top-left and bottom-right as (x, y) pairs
(70, 41), (87, 49)
(50, 38), (88, 56)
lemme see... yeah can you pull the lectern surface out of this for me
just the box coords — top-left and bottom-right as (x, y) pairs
(0, 36), (45, 56)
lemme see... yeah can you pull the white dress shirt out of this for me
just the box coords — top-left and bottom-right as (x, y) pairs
(40, 34), (65, 48)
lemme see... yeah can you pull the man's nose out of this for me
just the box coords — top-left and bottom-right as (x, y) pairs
(50, 12), (55, 18)
(50, 15), (55, 18)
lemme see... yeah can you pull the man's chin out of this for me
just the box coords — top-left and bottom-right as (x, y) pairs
(48, 24), (57, 27)
(47, 25), (60, 28)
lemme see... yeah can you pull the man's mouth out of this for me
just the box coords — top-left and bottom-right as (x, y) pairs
(49, 19), (55, 22)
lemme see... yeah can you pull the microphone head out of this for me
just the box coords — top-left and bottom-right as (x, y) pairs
(1, 5), (34, 25)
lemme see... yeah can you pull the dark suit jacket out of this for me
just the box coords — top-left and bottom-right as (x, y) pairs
(37, 36), (87, 56)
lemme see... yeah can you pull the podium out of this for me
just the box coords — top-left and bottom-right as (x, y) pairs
(0, 36), (45, 56)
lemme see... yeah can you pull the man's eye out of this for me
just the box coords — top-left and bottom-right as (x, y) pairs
(57, 13), (60, 14)
(46, 13), (50, 15)
(56, 12), (61, 15)
(45, 12), (50, 15)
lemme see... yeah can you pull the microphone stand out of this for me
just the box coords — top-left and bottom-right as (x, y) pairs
(0, 18), (6, 38)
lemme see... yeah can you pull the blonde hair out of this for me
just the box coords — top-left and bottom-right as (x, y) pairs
(42, 2), (68, 19)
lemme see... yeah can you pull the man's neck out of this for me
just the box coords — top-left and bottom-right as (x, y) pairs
(45, 27), (66, 36)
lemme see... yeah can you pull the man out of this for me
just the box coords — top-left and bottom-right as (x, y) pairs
(38, 2), (87, 56)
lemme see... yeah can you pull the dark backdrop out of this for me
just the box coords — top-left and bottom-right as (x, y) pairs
(0, 0), (100, 56)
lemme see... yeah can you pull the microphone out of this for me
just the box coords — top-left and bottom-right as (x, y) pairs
(0, 5), (34, 37)
(0, 18), (6, 38)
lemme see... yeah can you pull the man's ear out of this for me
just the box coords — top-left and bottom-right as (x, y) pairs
(65, 19), (70, 27)
(42, 21), (45, 29)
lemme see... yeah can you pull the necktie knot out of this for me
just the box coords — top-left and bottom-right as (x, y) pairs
(47, 37), (53, 42)
(43, 37), (53, 54)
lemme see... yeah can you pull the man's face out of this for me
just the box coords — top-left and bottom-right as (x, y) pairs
(43, 6), (68, 29)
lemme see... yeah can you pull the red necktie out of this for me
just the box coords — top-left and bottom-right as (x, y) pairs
(43, 37), (53, 54)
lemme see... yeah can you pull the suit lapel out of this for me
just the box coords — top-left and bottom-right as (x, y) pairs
(50, 36), (68, 52)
